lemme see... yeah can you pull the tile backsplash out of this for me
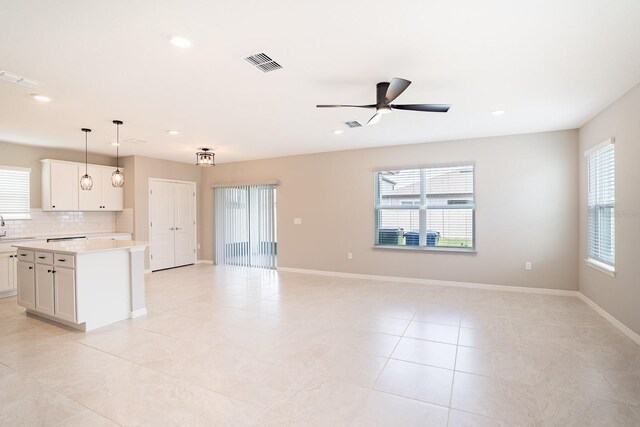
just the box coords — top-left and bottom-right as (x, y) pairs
(1, 209), (116, 238)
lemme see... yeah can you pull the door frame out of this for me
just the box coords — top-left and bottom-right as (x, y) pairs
(148, 178), (197, 271)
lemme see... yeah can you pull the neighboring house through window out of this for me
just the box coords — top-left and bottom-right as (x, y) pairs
(374, 164), (475, 251)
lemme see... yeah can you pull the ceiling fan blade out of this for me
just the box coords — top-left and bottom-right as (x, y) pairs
(384, 78), (412, 104)
(316, 104), (376, 109)
(390, 104), (451, 113)
(367, 112), (383, 126)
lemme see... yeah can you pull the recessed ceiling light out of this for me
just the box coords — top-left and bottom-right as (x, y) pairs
(333, 129), (344, 135)
(31, 94), (51, 102)
(492, 110), (505, 116)
(170, 36), (191, 48)
(167, 130), (180, 135)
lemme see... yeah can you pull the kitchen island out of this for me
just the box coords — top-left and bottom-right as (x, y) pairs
(12, 239), (148, 331)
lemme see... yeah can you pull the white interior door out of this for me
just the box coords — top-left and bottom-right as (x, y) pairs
(150, 180), (176, 271)
(173, 182), (196, 267)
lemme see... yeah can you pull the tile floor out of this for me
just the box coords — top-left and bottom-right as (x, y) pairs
(1, 264), (639, 426)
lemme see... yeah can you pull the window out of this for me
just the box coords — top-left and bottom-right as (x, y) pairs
(374, 164), (475, 251)
(0, 166), (31, 219)
(586, 139), (615, 272)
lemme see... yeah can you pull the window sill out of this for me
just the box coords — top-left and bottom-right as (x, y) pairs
(1, 214), (31, 220)
(585, 258), (616, 277)
(373, 245), (476, 254)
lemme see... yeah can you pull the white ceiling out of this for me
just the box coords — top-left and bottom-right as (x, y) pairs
(1, 0), (639, 164)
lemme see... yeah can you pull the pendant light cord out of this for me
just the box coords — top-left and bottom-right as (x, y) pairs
(116, 123), (120, 169)
(85, 131), (88, 175)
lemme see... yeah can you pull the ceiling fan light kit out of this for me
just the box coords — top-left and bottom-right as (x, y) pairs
(316, 77), (451, 125)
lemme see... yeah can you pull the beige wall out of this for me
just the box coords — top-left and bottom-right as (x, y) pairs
(578, 83), (640, 335)
(122, 155), (202, 269)
(200, 129), (579, 291)
(0, 140), (115, 208)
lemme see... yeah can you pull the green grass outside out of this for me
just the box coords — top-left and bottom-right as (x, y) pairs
(437, 237), (473, 248)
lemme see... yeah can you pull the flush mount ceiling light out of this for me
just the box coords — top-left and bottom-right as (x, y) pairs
(80, 128), (93, 190)
(492, 110), (505, 116)
(167, 130), (180, 135)
(333, 129), (344, 135)
(111, 120), (125, 187)
(31, 94), (51, 102)
(170, 35), (191, 48)
(196, 148), (215, 167)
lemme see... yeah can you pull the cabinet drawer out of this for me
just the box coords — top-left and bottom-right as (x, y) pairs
(35, 251), (54, 265)
(54, 254), (75, 268)
(17, 249), (34, 262)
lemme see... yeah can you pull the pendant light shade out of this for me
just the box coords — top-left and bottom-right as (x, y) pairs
(196, 148), (215, 167)
(80, 128), (93, 190)
(111, 120), (125, 187)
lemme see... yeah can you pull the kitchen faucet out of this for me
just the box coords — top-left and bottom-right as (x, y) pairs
(0, 215), (6, 238)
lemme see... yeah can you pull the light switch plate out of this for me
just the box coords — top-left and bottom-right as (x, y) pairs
(525, 261), (532, 271)
(347, 252), (353, 260)
(294, 218), (302, 225)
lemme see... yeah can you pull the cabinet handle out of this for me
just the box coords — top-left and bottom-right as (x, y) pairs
(52, 205), (56, 208)
(58, 259), (66, 262)
(47, 269), (52, 273)
(28, 266), (33, 270)
(9, 255), (13, 258)
(175, 227), (181, 230)
(20, 254), (27, 257)
(52, 270), (56, 274)
(169, 227), (175, 230)
(38, 256), (46, 259)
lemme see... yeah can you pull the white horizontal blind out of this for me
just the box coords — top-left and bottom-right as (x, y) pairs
(215, 184), (277, 269)
(587, 142), (615, 266)
(0, 166), (30, 218)
(375, 164), (474, 249)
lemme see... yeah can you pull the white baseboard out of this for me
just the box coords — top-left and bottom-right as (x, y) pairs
(277, 267), (578, 296)
(196, 260), (214, 265)
(129, 308), (147, 318)
(577, 293), (640, 346)
(144, 269), (152, 274)
(0, 289), (17, 299)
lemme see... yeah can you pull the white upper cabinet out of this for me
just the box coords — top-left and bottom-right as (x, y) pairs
(42, 161), (78, 211)
(100, 166), (124, 211)
(42, 160), (124, 211)
(77, 165), (124, 211)
(78, 164), (102, 210)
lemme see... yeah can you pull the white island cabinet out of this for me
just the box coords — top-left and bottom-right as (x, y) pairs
(13, 240), (148, 331)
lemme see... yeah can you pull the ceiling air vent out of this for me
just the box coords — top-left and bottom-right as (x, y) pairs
(244, 53), (282, 73)
(0, 69), (40, 88)
(345, 121), (362, 128)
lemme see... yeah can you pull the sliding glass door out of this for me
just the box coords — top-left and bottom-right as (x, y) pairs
(214, 184), (277, 269)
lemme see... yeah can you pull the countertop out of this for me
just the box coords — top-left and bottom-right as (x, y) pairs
(12, 240), (148, 255)
(0, 232), (132, 244)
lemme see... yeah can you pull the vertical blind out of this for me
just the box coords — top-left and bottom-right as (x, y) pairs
(374, 164), (474, 249)
(0, 166), (30, 218)
(214, 184), (277, 269)
(586, 141), (615, 266)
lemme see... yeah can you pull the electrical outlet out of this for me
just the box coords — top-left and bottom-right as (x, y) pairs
(525, 261), (532, 271)
(347, 252), (353, 260)
(197, 244), (201, 250)
(294, 218), (302, 225)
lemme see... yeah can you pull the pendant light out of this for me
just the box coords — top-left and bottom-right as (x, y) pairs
(80, 128), (93, 190)
(196, 148), (215, 167)
(111, 120), (125, 187)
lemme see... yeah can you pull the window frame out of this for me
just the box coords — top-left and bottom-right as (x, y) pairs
(584, 138), (615, 275)
(0, 165), (31, 220)
(373, 162), (476, 253)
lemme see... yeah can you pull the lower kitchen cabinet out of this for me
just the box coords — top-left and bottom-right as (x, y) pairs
(21, 251), (77, 322)
(17, 261), (35, 309)
(35, 264), (55, 316)
(54, 267), (76, 322)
